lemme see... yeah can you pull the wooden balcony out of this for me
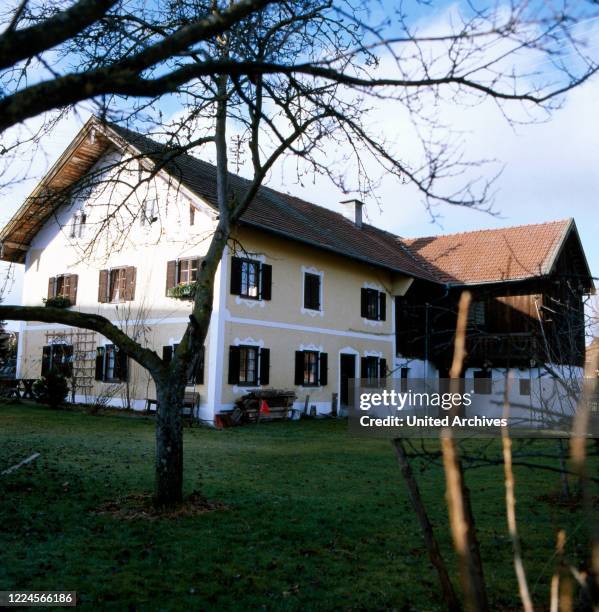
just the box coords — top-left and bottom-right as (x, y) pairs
(466, 332), (539, 365)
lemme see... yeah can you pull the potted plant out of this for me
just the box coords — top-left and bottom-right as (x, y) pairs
(167, 283), (197, 300)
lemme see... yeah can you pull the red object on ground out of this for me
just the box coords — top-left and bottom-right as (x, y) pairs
(259, 400), (270, 415)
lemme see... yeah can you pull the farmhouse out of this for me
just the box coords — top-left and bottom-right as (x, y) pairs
(0, 118), (593, 423)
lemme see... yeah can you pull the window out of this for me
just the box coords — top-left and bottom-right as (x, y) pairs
(230, 256), (272, 301)
(228, 345), (270, 386)
(162, 344), (205, 385)
(468, 301), (486, 327)
(178, 258), (199, 285)
(361, 356), (387, 387)
(304, 351), (318, 385)
(109, 268), (127, 302)
(41, 344), (73, 377)
(361, 288), (386, 321)
(473, 370), (492, 395)
(519, 378), (531, 396)
(70, 212), (86, 238)
(47, 273), (78, 305)
(241, 260), (259, 298)
(165, 258), (201, 297)
(95, 345), (128, 382)
(98, 267), (136, 303)
(190, 204), (196, 226)
(294, 350), (328, 387)
(239, 346), (258, 384)
(303, 272), (321, 311)
(141, 198), (157, 225)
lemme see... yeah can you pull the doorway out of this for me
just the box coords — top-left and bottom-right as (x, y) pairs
(339, 353), (356, 408)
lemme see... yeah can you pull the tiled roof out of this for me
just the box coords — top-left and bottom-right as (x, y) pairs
(109, 124), (439, 282)
(99, 124), (588, 287)
(403, 220), (573, 285)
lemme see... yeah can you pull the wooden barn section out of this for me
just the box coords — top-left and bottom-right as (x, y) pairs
(396, 219), (594, 371)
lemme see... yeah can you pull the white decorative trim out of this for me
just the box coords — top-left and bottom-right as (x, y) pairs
(364, 349), (383, 358)
(233, 337), (264, 348)
(235, 295), (266, 308)
(232, 252), (266, 263)
(233, 384), (261, 394)
(231, 338), (264, 394)
(226, 314), (394, 342)
(25, 314), (394, 342)
(361, 282), (387, 327)
(300, 265), (324, 317)
(299, 343), (323, 352)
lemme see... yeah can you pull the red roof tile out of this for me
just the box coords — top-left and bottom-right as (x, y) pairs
(403, 220), (573, 285)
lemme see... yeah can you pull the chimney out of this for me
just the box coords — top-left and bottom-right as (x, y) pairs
(340, 199), (364, 228)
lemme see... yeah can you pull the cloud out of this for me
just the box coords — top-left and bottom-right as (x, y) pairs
(1, 2), (597, 320)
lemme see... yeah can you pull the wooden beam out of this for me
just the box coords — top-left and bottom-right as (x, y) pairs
(2, 241), (28, 250)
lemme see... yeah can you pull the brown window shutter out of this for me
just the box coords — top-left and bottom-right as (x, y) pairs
(294, 351), (304, 386)
(68, 274), (78, 306)
(360, 288), (368, 318)
(228, 346), (241, 385)
(166, 260), (177, 295)
(125, 267), (137, 301)
(98, 270), (109, 303)
(319, 352), (328, 386)
(230, 257), (242, 295)
(259, 348), (270, 386)
(95, 347), (105, 381)
(47, 277), (56, 299)
(260, 264), (272, 300)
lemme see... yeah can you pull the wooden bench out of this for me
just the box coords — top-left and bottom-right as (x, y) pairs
(145, 391), (200, 425)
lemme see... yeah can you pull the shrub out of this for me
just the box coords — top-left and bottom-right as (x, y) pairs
(33, 370), (70, 408)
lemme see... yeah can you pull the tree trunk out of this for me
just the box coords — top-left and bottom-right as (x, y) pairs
(154, 378), (185, 506)
(391, 439), (461, 612)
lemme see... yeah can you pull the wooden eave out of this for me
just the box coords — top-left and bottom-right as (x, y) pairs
(0, 118), (112, 263)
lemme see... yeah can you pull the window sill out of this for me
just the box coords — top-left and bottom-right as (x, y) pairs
(234, 295), (265, 309)
(301, 307), (324, 317)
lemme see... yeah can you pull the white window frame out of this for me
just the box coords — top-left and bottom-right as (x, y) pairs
(141, 198), (158, 226)
(70, 211), (86, 239)
(300, 265), (324, 317)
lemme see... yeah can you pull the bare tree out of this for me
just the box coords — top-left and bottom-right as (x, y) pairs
(0, 0), (598, 510)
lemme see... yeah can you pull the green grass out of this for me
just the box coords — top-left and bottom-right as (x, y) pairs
(0, 404), (596, 611)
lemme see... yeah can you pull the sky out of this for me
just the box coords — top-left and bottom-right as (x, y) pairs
(0, 1), (597, 325)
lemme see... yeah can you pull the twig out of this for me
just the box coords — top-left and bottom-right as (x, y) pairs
(1, 452), (40, 475)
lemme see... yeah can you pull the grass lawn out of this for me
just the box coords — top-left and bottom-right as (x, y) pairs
(1, 403), (597, 611)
